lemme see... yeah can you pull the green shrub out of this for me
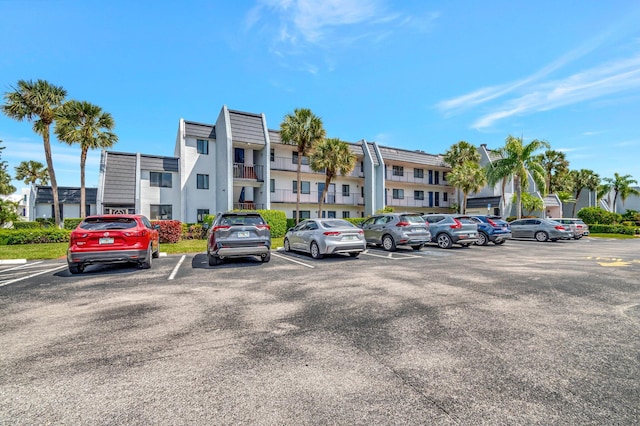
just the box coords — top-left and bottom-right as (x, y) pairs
(286, 218), (296, 230)
(35, 217), (56, 228)
(589, 224), (640, 235)
(64, 218), (83, 230)
(203, 214), (215, 228)
(13, 221), (41, 229)
(0, 229), (70, 245)
(258, 209), (287, 238)
(182, 223), (206, 240)
(577, 207), (621, 225)
(621, 209), (640, 225)
(152, 220), (182, 243)
(344, 217), (365, 226)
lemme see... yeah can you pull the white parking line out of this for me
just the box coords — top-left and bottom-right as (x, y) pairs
(360, 250), (422, 260)
(1, 261), (43, 272)
(272, 252), (315, 268)
(168, 255), (186, 280)
(0, 264), (68, 287)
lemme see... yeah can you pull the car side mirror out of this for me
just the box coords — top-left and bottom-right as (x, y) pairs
(203, 223), (210, 230)
(288, 227), (294, 232)
(153, 224), (160, 230)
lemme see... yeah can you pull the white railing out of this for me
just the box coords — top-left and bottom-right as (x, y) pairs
(271, 156), (364, 177)
(386, 195), (451, 208)
(271, 189), (364, 205)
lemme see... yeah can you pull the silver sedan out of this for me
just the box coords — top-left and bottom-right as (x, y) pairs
(284, 219), (367, 259)
(509, 218), (574, 242)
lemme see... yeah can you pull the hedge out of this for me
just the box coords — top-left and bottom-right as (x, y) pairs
(577, 207), (621, 225)
(0, 229), (71, 245)
(152, 220), (182, 243)
(588, 224), (640, 235)
(64, 218), (83, 230)
(13, 221), (41, 230)
(258, 209), (287, 238)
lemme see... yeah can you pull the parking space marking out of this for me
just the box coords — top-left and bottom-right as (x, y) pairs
(272, 252), (315, 268)
(168, 255), (186, 280)
(586, 256), (640, 267)
(0, 264), (68, 287)
(360, 250), (422, 260)
(0, 261), (44, 273)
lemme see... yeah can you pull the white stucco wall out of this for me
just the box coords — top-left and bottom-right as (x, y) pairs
(139, 170), (181, 220)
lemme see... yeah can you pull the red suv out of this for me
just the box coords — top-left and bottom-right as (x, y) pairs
(67, 214), (160, 274)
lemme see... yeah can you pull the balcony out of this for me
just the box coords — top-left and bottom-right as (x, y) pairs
(386, 195), (451, 209)
(233, 202), (265, 210)
(386, 170), (449, 186)
(271, 156), (364, 177)
(233, 163), (264, 181)
(271, 189), (364, 205)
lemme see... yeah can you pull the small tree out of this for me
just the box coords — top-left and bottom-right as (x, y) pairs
(446, 161), (487, 214)
(310, 138), (356, 218)
(15, 160), (50, 186)
(521, 192), (544, 216)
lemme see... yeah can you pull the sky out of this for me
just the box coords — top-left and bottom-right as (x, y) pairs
(1, 0), (640, 191)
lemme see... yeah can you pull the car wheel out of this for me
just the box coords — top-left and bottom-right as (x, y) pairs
(261, 252), (271, 263)
(310, 241), (323, 259)
(574, 235), (582, 240)
(494, 239), (506, 245)
(436, 233), (452, 249)
(68, 263), (83, 274)
(382, 234), (396, 251)
(208, 253), (221, 266)
(152, 241), (160, 258)
(534, 231), (549, 242)
(476, 232), (489, 246)
(349, 252), (360, 258)
(284, 238), (291, 252)
(411, 244), (424, 251)
(139, 245), (153, 269)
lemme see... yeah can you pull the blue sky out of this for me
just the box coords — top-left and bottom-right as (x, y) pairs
(2, 0), (640, 190)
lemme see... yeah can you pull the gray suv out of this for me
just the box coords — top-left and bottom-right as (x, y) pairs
(359, 212), (431, 251)
(423, 214), (479, 248)
(207, 211), (271, 266)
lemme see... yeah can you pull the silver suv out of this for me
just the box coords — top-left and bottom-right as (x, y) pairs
(552, 218), (589, 239)
(207, 211), (271, 266)
(359, 212), (431, 251)
(423, 214), (479, 248)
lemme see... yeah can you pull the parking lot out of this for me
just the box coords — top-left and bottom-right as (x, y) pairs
(1, 238), (639, 424)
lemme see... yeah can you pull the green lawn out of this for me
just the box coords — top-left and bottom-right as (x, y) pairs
(0, 237), (287, 260)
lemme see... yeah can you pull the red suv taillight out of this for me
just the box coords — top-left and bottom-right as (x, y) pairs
(396, 221), (410, 227)
(125, 229), (147, 237)
(256, 224), (270, 230)
(488, 218), (499, 227)
(450, 219), (462, 229)
(555, 225), (565, 230)
(213, 225), (231, 232)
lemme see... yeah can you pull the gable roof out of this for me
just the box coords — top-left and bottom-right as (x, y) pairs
(184, 121), (216, 139)
(377, 145), (446, 167)
(229, 110), (266, 145)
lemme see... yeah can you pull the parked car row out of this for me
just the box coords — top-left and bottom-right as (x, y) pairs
(66, 212), (590, 273)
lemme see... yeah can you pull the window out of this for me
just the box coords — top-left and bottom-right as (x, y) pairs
(270, 179), (275, 193)
(443, 192), (448, 202)
(435, 191), (440, 207)
(342, 184), (350, 196)
(429, 191), (433, 207)
(293, 210), (311, 220)
(197, 209), (209, 223)
(327, 211), (336, 218)
(150, 204), (172, 220)
(234, 148), (245, 164)
(414, 168), (424, 179)
(392, 165), (404, 176)
(150, 172), (172, 188)
(392, 189), (404, 199)
(428, 170), (433, 185)
(197, 139), (208, 154)
(270, 149), (274, 162)
(360, 161), (364, 172)
(23, 194), (27, 202)
(361, 186), (365, 197)
(292, 151), (309, 165)
(442, 171), (448, 182)
(342, 211), (350, 219)
(435, 170), (440, 185)
(292, 181), (310, 194)
(414, 190), (424, 200)
(197, 174), (209, 189)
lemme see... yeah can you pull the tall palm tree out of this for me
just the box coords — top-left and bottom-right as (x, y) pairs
(446, 161), (487, 214)
(489, 135), (549, 219)
(2, 79), (67, 226)
(443, 141), (480, 213)
(569, 169), (600, 217)
(536, 149), (570, 194)
(55, 100), (117, 218)
(310, 138), (356, 218)
(603, 173), (640, 213)
(15, 160), (50, 186)
(280, 108), (326, 223)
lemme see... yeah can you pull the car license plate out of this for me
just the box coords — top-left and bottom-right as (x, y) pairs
(237, 231), (250, 238)
(343, 235), (357, 241)
(469, 233), (476, 238)
(99, 237), (114, 244)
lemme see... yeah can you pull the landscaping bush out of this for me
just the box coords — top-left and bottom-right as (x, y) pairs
(152, 220), (182, 243)
(64, 218), (83, 230)
(35, 217), (56, 228)
(259, 209), (287, 238)
(286, 218), (296, 230)
(182, 223), (206, 240)
(588, 224), (640, 235)
(344, 217), (365, 226)
(577, 207), (621, 225)
(13, 221), (41, 230)
(621, 209), (640, 225)
(203, 214), (215, 228)
(0, 229), (70, 245)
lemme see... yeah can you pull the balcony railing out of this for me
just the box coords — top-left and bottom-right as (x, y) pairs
(233, 163), (264, 181)
(386, 195), (451, 209)
(271, 189), (364, 205)
(233, 202), (264, 210)
(386, 170), (449, 186)
(271, 156), (364, 177)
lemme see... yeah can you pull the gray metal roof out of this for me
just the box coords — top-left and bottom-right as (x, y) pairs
(268, 129), (281, 145)
(140, 154), (179, 172)
(467, 196), (501, 208)
(229, 110), (266, 145)
(102, 152), (136, 205)
(35, 186), (98, 204)
(366, 143), (379, 166)
(377, 145), (446, 167)
(184, 121), (216, 139)
(543, 195), (561, 207)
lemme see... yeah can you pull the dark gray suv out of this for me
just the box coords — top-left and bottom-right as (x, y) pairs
(359, 212), (431, 251)
(207, 211), (271, 266)
(423, 214), (479, 248)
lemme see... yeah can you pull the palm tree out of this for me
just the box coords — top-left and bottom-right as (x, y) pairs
(536, 149), (570, 194)
(489, 135), (549, 219)
(569, 169), (600, 217)
(280, 108), (326, 223)
(310, 138), (356, 218)
(15, 160), (50, 186)
(446, 161), (487, 214)
(2, 79), (67, 226)
(0, 142), (16, 196)
(443, 141), (480, 213)
(55, 100), (117, 218)
(603, 173), (640, 213)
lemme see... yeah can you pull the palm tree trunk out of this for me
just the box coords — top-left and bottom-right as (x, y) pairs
(515, 176), (522, 219)
(42, 129), (61, 227)
(572, 188), (582, 217)
(80, 147), (87, 218)
(318, 176), (330, 218)
(613, 191), (619, 213)
(500, 177), (507, 218)
(296, 152), (302, 224)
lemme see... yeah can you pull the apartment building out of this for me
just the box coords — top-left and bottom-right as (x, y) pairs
(97, 105), (456, 222)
